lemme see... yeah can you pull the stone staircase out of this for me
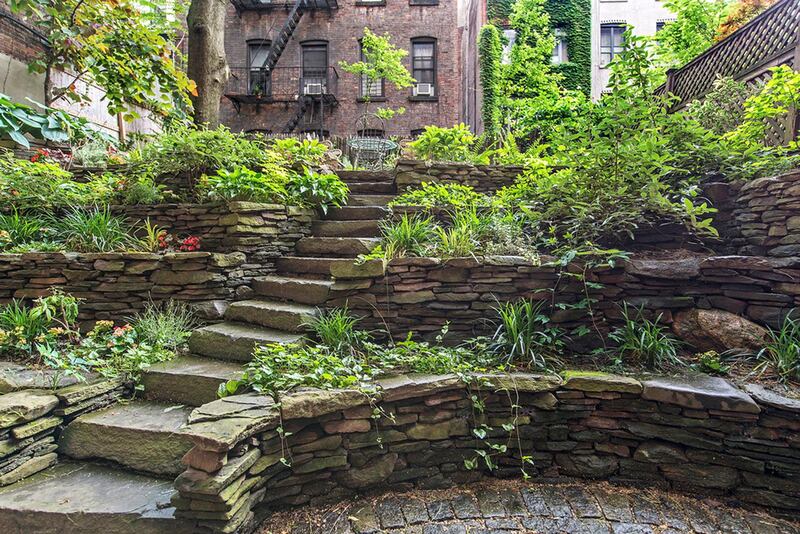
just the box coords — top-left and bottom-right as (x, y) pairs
(0, 173), (396, 533)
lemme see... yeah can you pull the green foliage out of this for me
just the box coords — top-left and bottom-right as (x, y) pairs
(129, 126), (277, 184)
(380, 214), (436, 259)
(0, 151), (113, 209)
(685, 76), (758, 135)
(389, 182), (489, 209)
(286, 169), (349, 214)
(304, 307), (369, 357)
(490, 299), (565, 370)
(409, 124), (493, 164)
(697, 350), (730, 375)
(610, 304), (682, 370)
(727, 66), (800, 145)
(271, 137), (327, 169)
(0, 210), (48, 248)
(54, 206), (139, 252)
(73, 141), (115, 168)
(129, 300), (197, 352)
(12, 0), (194, 120)
(654, 0), (731, 69)
(545, 0), (591, 94)
(479, 25), (503, 144)
(757, 312), (800, 381)
(198, 167), (288, 203)
(0, 93), (69, 147)
(339, 28), (415, 95)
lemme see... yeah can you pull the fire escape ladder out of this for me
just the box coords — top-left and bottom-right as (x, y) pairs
(283, 95), (314, 133)
(264, 0), (306, 73)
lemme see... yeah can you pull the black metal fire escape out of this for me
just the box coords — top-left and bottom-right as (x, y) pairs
(263, 0), (306, 73)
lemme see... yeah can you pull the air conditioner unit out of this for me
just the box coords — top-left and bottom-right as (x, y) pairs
(304, 83), (324, 95)
(413, 83), (434, 97)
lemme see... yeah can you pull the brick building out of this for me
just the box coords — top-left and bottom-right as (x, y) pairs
(221, 0), (486, 137)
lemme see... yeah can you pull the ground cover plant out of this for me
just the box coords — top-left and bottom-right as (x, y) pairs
(0, 293), (195, 389)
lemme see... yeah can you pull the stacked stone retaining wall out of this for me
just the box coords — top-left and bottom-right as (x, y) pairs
(174, 373), (800, 533)
(0, 377), (127, 487)
(394, 160), (524, 193)
(0, 251), (247, 323)
(113, 202), (314, 281)
(326, 254), (800, 344)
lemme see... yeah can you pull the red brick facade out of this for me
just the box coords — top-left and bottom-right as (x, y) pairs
(220, 0), (485, 137)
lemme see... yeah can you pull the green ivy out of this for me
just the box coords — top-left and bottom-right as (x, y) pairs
(478, 25), (503, 144)
(545, 0), (591, 94)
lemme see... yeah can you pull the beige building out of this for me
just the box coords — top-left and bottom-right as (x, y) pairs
(591, 0), (676, 99)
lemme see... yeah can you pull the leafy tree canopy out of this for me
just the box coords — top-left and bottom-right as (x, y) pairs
(10, 0), (195, 121)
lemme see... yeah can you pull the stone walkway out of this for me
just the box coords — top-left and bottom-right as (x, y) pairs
(257, 479), (800, 534)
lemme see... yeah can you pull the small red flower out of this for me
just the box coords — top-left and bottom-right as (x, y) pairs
(179, 236), (201, 252)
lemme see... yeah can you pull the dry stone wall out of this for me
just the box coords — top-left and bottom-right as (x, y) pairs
(113, 202), (314, 282)
(0, 377), (127, 487)
(394, 159), (524, 193)
(326, 254), (800, 344)
(0, 251), (247, 323)
(174, 373), (800, 533)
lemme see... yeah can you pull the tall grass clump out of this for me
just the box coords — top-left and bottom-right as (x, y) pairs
(380, 214), (435, 259)
(757, 312), (800, 381)
(610, 304), (682, 370)
(490, 298), (565, 370)
(54, 206), (138, 252)
(304, 307), (369, 356)
(130, 300), (198, 351)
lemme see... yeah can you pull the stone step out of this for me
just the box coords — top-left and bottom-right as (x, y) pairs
(311, 219), (382, 238)
(346, 181), (395, 194)
(188, 322), (303, 362)
(252, 275), (333, 305)
(143, 356), (244, 407)
(58, 401), (195, 477)
(225, 299), (317, 333)
(276, 256), (355, 276)
(325, 206), (390, 221)
(295, 237), (380, 257)
(337, 170), (395, 183)
(348, 194), (396, 206)
(0, 461), (192, 534)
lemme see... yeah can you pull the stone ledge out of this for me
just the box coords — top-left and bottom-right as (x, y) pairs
(641, 375), (760, 414)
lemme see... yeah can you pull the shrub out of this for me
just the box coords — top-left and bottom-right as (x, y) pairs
(380, 214), (436, 258)
(73, 141), (115, 168)
(0, 150), (112, 209)
(0, 210), (48, 248)
(286, 169), (349, 214)
(198, 167), (288, 203)
(757, 312), (800, 381)
(389, 182), (489, 209)
(54, 206), (139, 252)
(409, 124), (493, 164)
(129, 125), (273, 181)
(130, 300), (197, 351)
(271, 137), (327, 169)
(685, 76), (759, 135)
(610, 304), (682, 370)
(489, 299), (565, 370)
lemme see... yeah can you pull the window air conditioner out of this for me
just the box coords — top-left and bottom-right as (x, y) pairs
(413, 83), (434, 97)
(304, 83), (324, 95)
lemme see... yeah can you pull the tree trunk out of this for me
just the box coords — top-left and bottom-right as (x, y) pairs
(187, 0), (229, 128)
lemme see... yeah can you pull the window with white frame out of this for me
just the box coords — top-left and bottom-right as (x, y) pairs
(600, 24), (625, 65)
(411, 38), (436, 95)
(551, 28), (568, 64)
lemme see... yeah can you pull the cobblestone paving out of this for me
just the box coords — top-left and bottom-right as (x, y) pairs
(258, 479), (800, 534)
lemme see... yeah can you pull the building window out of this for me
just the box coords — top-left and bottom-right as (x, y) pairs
(359, 42), (384, 98)
(411, 38), (436, 97)
(600, 24), (625, 65)
(551, 28), (568, 65)
(247, 40), (271, 96)
(301, 41), (328, 92)
(501, 29), (516, 65)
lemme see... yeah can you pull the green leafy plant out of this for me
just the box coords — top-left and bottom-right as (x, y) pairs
(490, 298), (565, 370)
(54, 206), (139, 252)
(757, 312), (800, 381)
(379, 214), (436, 259)
(130, 300), (197, 351)
(697, 350), (731, 375)
(0, 210), (47, 249)
(610, 304), (682, 370)
(198, 166), (288, 203)
(271, 137), (327, 169)
(304, 307), (369, 357)
(409, 124), (493, 164)
(0, 93), (71, 147)
(685, 76), (759, 135)
(286, 169), (349, 214)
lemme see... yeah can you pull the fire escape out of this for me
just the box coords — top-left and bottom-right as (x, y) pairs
(226, 0), (339, 133)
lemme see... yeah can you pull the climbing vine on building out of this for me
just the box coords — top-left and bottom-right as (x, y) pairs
(478, 25), (503, 143)
(545, 0), (591, 95)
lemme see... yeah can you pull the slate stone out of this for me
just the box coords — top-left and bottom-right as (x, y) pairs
(477, 373), (563, 393)
(0, 391), (58, 429)
(335, 452), (397, 489)
(632, 442), (687, 464)
(641, 376), (760, 414)
(280, 388), (367, 420)
(184, 393), (278, 452)
(744, 384), (800, 413)
(562, 371), (642, 394)
(377, 374), (464, 402)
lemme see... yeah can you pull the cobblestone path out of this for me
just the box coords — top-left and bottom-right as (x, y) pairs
(258, 479), (800, 534)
